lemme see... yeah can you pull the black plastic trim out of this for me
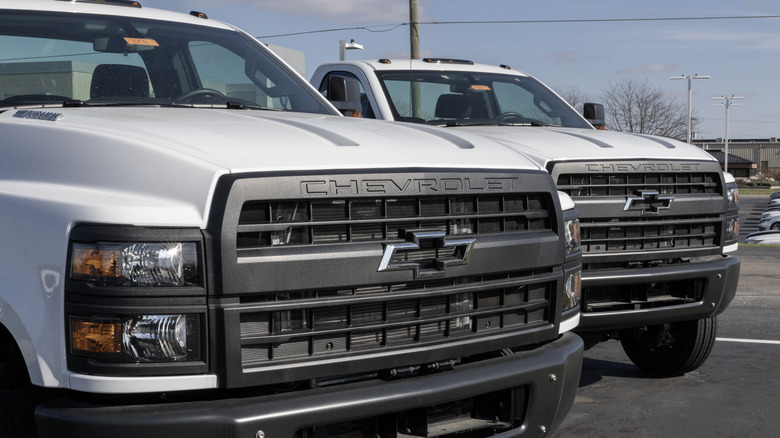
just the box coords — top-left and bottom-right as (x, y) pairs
(36, 333), (584, 438)
(576, 254), (740, 332)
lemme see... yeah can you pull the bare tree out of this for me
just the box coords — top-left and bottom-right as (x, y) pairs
(555, 84), (591, 114)
(601, 78), (691, 141)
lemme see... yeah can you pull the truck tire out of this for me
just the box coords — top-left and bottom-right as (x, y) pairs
(0, 390), (38, 438)
(619, 317), (717, 376)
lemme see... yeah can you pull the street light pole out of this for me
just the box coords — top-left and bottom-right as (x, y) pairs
(338, 39), (363, 61)
(713, 95), (744, 173)
(670, 74), (710, 144)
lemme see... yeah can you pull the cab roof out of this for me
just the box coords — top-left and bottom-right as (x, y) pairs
(332, 58), (533, 77)
(0, 0), (231, 30)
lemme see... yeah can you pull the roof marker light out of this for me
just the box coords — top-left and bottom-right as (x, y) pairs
(57, 0), (142, 7)
(423, 58), (474, 65)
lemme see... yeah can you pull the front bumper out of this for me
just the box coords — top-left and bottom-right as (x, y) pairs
(577, 255), (740, 332)
(36, 333), (583, 438)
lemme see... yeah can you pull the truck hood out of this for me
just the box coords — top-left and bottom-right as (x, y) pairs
(1, 107), (541, 226)
(448, 126), (718, 167)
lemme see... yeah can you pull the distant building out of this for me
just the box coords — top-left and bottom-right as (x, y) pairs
(691, 138), (780, 178)
(265, 44), (305, 77)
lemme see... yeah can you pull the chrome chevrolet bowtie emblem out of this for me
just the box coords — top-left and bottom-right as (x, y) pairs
(378, 230), (475, 278)
(623, 190), (675, 215)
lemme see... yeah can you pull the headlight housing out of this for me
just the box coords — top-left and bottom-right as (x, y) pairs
(726, 217), (739, 241)
(70, 314), (202, 363)
(563, 269), (581, 311)
(727, 187), (739, 209)
(564, 218), (581, 255)
(71, 241), (199, 286)
(67, 226), (207, 373)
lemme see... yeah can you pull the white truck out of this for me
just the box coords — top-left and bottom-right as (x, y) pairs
(311, 58), (741, 376)
(0, 2), (584, 437)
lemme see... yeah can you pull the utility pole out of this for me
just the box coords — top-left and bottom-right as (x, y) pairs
(670, 74), (710, 144)
(713, 95), (744, 173)
(409, 0), (421, 118)
(409, 0), (420, 59)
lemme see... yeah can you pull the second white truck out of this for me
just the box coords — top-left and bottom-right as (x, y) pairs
(312, 58), (741, 376)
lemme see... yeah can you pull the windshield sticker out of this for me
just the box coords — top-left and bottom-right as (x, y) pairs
(13, 110), (62, 122)
(124, 37), (159, 47)
(469, 85), (491, 91)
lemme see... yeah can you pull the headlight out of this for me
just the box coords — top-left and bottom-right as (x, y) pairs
(727, 187), (739, 209)
(71, 314), (201, 362)
(563, 270), (581, 311)
(726, 217), (739, 241)
(564, 218), (581, 255)
(71, 241), (199, 286)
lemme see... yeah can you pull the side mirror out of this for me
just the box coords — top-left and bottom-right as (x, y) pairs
(583, 103), (606, 130)
(326, 75), (363, 117)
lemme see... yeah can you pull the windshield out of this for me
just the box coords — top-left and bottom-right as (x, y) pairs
(375, 70), (591, 128)
(0, 10), (332, 113)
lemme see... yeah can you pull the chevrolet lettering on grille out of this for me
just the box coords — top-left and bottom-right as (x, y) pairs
(623, 190), (675, 215)
(378, 230), (476, 278)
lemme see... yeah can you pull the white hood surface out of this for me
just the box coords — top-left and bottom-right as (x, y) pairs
(456, 126), (719, 166)
(1, 107), (543, 226)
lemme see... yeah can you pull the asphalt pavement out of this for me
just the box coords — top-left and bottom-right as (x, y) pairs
(554, 194), (780, 437)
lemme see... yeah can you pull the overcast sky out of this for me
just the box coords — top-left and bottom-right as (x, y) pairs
(152, 0), (780, 140)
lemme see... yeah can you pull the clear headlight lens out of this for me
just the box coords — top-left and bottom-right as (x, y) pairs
(563, 270), (581, 311)
(71, 242), (198, 286)
(726, 217), (739, 241)
(564, 218), (581, 255)
(71, 314), (201, 363)
(727, 187), (739, 209)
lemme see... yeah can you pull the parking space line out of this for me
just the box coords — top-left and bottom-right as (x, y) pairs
(717, 337), (780, 345)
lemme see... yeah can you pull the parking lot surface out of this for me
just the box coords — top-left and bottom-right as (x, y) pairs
(554, 194), (780, 437)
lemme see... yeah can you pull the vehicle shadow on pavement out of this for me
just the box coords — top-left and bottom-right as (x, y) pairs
(577, 357), (660, 388)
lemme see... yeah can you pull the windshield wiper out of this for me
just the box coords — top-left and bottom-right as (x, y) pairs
(497, 121), (549, 127)
(440, 120), (550, 128)
(225, 101), (283, 111)
(0, 100), (86, 111)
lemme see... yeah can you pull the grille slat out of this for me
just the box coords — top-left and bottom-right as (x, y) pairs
(236, 194), (551, 249)
(557, 172), (719, 197)
(238, 273), (553, 369)
(581, 215), (720, 253)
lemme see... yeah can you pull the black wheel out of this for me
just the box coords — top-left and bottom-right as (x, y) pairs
(0, 390), (38, 438)
(771, 222), (780, 230)
(619, 317), (717, 376)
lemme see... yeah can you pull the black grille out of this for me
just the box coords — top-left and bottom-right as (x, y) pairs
(238, 271), (554, 369)
(556, 172), (720, 197)
(581, 215), (720, 253)
(552, 165), (725, 257)
(213, 171), (563, 387)
(236, 194), (550, 249)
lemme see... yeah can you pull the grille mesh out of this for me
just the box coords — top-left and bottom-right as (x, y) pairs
(556, 172), (720, 197)
(556, 171), (723, 254)
(238, 272), (553, 368)
(236, 194), (551, 249)
(581, 215), (720, 253)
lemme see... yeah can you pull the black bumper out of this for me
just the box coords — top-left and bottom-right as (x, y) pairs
(577, 254), (740, 332)
(36, 333), (583, 438)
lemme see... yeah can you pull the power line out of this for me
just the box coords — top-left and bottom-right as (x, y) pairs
(258, 14), (780, 39)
